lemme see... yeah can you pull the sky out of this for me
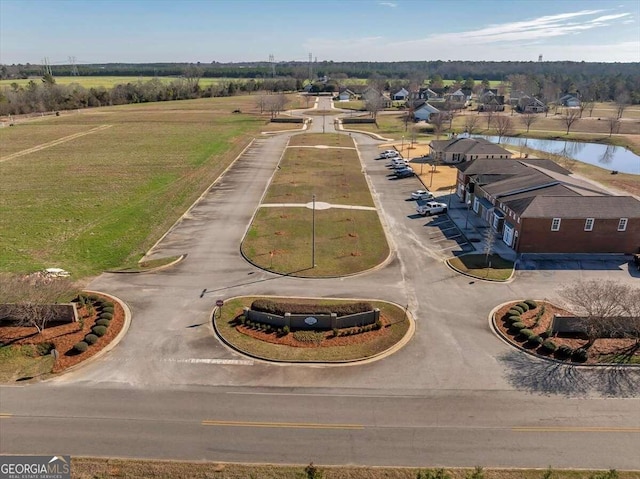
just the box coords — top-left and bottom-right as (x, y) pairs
(1, 0), (639, 65)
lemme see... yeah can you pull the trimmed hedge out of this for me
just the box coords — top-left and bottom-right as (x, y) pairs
(542, 339), (558, 352)
(524, 299), (538, 309)
(95, 319), (111, 327)
(84, 334), (99, 345)
(99, 312), (113, 320)
(507, 309), (521, 317)
(92, 325), (107, 337)
(512, 305), (525, 314)
(510, 322), (526, 330)
(507, 315), (521, 324)
(516, 302), (530, 312)
(557, 345), (573, 359)
(74, 341), (88, 353)
(100, 306), (114, 314)
(520, 329), (536, 340)
(528, 335), (544, 346)
(572, 348), (588, 362)
(250, 299), (374, 317)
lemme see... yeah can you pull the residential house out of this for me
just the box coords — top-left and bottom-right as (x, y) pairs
(362, 87), (392, 108)
(444, 89), (468, 109)
(560, 94), (581, 107)
(413, 102), (440, 122)
(477, 89), (505, 111)
(429, 138), (512, 164)
(337, 88), (357, 101)
(455, 158), (640, 253)
(418, 88), (444, 101)
(508, 90), (528, 107)
(517, 95), (547, 113)
(392, 88), (409, 101)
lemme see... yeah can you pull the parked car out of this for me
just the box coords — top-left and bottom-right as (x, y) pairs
(410, 189), (434, 200)
(395, 167), (415, 178)
(391, 162), (411, 170)
(416, 201), (448, 216)
(380, 150), (400, 158)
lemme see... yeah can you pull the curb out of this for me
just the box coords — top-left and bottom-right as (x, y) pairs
(106, 254), (187, 274)
(444, 255), (516, 283)
(489, 300), (640, 369)
(211, 295), (415, 366)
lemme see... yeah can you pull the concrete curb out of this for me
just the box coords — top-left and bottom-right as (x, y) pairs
(211, 295), (415, 367)
(336, 121), (393, 141)
(47, 291), (132, 379)
(106, 254), (187, 274)
(489, 300), (640, 369)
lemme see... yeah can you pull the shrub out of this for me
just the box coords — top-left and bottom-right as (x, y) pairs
(528, 334), (544, 346)
(572, 348), (588, 362)
(282, 325), (290, 335)
(517, 302), (529, 312)
(507, 309), (521, 317)
(96, 318), (110, 327)
(510, 322), (526, 330)
(512, 305), (524, 314)
(102, 301), (114, 308)
(74, 341), (88, 353)
(293, 330), (325, 344)
(92, 325), (107, 337)
(99, 312), (113, 320)
(524, 299), (538, 309)
(332, 328), (339, 337)
(88, 294), (99, 301)
(101, 306), (114, 314)
(36, 342), (55, 356)
(84, 334), (99, 345)
(416, 469), (452, 479)
(520, 329), (536, 340)
(507, 315), (521, 324)
(375, 319), (382, 330)
(557, 345), (573, 359)
(542, 339), (558, 352)
(250, 299), (373, 317)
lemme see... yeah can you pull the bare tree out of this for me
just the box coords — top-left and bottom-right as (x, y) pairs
(364, 91), (384, 119)
(607, 117), (621, 137)
(520, 112), (539, 133)
(562, 109), (581, 134)
(615, 91), (631, 119)
(493, 115), (513, 143)
(447, 109), (457, 131)
(580, 99), (594, 118)
(464, 114), (479, 135)
(430, 112), (446, 139)
(483, 226), (498, 266)
(0, 273), (77, 334)
(484, 110), (494, 130)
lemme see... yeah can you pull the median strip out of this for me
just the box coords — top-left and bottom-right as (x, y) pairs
(202, 420), (364, 430)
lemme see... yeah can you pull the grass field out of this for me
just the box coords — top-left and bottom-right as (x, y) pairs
(0, 96), (273, 278)
(70, 458), (640, 479)
(242, 132), (389, 277)
(448, 254), (515, 281)
(0, 76), (253, 89)
(215, 297), (409, 361)
(0, 345), (54, 382)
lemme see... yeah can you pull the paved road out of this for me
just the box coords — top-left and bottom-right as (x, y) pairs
(1, 96), (638, 468)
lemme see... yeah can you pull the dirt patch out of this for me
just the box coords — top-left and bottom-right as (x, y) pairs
(0, 294), (125, 374)
(495, 301), (639, 364)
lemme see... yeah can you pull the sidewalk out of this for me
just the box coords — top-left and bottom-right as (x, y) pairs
(441, 193), (518, 262)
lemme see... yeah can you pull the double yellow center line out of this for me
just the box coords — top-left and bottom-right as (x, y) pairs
(513, 426), (640, 433)
(202, 420), (363, 430)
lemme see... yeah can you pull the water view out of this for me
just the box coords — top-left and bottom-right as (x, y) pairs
(474, 135), (640, 175)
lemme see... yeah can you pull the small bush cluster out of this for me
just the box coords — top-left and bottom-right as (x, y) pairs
(510, 321), (526, 331)
(36, 342), (55, 356)
(541, 339), (558, 352)
(73, 341), (88, 353)
(556, 344), (573, 359)
(533, 304), (546, 326)
(524, 299), (538, 309)
(572, 347), (588, 362)
(516, 302), (530, 312)
(84, 334), (99, 345)
(520, 329), (536, 340)
(99, 312), (113, 320)
(92, 325), (107, 337)
(95, 318), (111, 327)
(507, 309), (521, 317)
(250, 299), (373, 317)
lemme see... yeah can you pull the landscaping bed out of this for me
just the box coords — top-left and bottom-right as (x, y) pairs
(0, 293), (125, 381)
(495, 300), (640, 364)
(448, 254), (514, 281)
(214, 297), (410, 362)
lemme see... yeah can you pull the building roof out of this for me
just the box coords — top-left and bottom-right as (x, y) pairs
(521, 196), (640, 219)
(431, 138), (512, 157)
(457, 157), (526, 175)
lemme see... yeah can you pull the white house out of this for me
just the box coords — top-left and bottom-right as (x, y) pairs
(413, 103), (440, 122)
(338, 89), (356, 101)
(560, 95), (580, 107)
(392, 88), (409, 101)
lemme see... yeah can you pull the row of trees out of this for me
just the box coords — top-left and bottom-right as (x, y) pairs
(0, 76), (301, 116)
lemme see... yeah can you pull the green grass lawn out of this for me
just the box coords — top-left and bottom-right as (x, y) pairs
(0, 345), (54, 382)
(448, 254), (514, 281)
(215, 297), (409, 361)
(0, 96), (269, 278)
(241, 207), (388, 277)
(0, 76), (256, 89)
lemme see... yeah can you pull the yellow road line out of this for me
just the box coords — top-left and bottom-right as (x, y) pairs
(513, 426), (640, 433)
(202, 420), (363, 430)
(0, 413), (13, 419)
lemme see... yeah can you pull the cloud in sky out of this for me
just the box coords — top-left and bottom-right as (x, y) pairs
(307, 9), (637, 61)
(378, 2), (397, 7)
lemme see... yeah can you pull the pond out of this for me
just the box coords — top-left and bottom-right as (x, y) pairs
(473, 135), (640, 175)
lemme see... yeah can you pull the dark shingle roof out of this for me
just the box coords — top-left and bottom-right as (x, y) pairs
(521, 196), (640, 219)
(431, 138), (511, 157)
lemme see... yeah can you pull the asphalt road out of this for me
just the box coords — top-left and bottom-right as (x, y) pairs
(1, 97), (638, 469)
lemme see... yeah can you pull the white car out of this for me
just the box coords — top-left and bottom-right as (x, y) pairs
(411, 189), (434, 201)
(416, 201), (448, 216)
(380, 150), (400, 158)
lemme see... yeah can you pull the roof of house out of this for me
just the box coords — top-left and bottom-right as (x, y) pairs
(415, 102), (439, 113)
(393, 88), (409, 96)
(521, 195), (640, 219)
(431, 138), (512, 157)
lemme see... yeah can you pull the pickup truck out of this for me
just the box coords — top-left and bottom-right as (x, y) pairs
(416, 201), (448, 216)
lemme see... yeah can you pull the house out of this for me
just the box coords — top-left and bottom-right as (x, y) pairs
(455, 158), (640, 253)
(429, 138), (512, 164)
(508, 90), (528, 106)
(477, 89), (505, 111)
(443, 89), (468, 109)
(560, 94), (580, 107)
(413, 102), (440, 122)
(392, 88), (409, 101)
(418, 88), (444, 101)
(337, 88), (356, 101)
(517, 95), (547, 113)
(362, 88), (392, 108)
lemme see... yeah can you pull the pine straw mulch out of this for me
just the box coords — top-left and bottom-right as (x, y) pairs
(495, 301), (640, 364)
(235, 315), (392, 348)
(0, 294), (125, 373)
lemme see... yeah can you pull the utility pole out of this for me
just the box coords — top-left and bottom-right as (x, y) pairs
(312, 194), (316, 268)
(269, 54), (275, 78)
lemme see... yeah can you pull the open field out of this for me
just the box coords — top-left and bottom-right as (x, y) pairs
(0, 96), (273, 278)
(71, 458), (640, 479)
(242, 207), (388, 277)
(0, 76), (255, 89)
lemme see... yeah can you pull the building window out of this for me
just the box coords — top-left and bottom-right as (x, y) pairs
(584, 218), (594, 231)
(551, 218), (561, 231)
(618, 218), (628, 231)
